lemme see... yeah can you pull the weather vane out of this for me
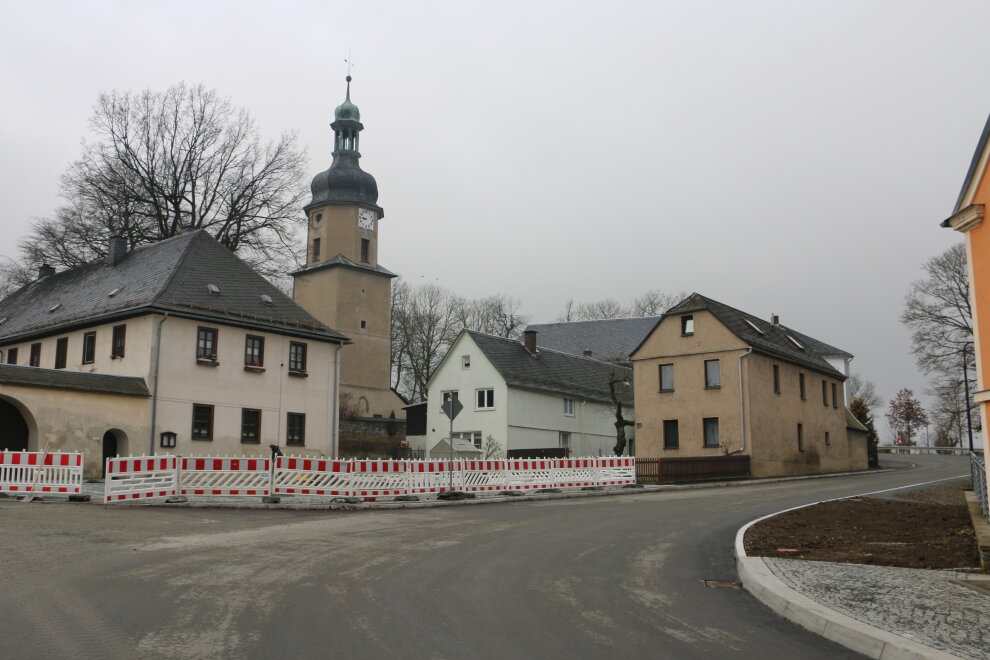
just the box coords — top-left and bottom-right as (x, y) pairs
(345, 51), (356, 79)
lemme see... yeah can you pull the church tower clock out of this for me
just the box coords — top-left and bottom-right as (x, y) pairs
(292, 75), (405, 419)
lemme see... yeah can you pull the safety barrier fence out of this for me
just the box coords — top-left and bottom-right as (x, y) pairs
(0, 451), (83, 495)
(104, 455), (636, 503)
(972, 452), (988, 523)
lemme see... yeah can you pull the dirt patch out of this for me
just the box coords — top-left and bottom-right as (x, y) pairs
(745, 480), (980, 570)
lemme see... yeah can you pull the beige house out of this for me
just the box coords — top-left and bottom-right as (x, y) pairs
(631, 294), (867, 478)
(0, 231), (348, 477)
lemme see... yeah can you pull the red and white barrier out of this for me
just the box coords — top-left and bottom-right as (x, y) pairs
(407, 459), (462, 495)
(349, 460), (408, 498)
(598, 456), (636, 486)
(0, 451), (83, 495)
(554, 457), (599, 488)
(105, 456), (178, 501)
(505, 458), (555, 491)
(179, 457), (270, 496)
(273, 457), (350, 496)
(460, 459), (505, 492)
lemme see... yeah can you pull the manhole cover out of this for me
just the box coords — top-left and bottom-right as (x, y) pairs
(704, 580), (743, 590)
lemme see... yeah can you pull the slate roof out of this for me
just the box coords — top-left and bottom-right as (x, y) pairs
(655, 293), (847, 379)
(290, 253), (396, 279)
(952, 112), (990, 215)
(466, 330), (633, 406)
(0, 364), (149, 397)
(524, 317), (661, 364)
(0, 231), (348, 345)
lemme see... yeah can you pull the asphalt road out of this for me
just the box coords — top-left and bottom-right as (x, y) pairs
(0, 454), (970, 659)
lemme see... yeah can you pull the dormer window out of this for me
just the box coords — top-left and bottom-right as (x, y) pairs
(207, 284), (220, 295)
(260, 294), (273, 305)
(744, 319), (765, 335)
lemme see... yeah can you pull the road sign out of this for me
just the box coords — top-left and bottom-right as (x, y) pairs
(441, 397), (463, 420)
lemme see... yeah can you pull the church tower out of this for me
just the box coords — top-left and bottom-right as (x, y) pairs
(292, 75), (405, 419)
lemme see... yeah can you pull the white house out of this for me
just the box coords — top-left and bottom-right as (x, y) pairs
(0, 231), (348, 477)
(410, 330), (634, 458)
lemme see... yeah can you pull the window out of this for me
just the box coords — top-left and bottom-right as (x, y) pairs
(559, 432), (571, 451)
(785, 334), (804, 350)
(663, 419), (679, 449)
(822, 380), (828, 406)
(29, 343), (41, 367)
(241, 409), (261, 444)
(7, 347), (17, 365)
(82, 331), (96, 364)
(704, 359), (720, 389)
(289, 342), (307, 372)
(461, 355), (471, 369)
(111, 324), (126, 358)
(287, 413), (305, 446)
(703, 417), (720, 448)
(681, 315), (694, 336)
(312, 237), (321, 261)
(832, 383), (838, 408)
(799, 373), (806, 400)
(772, 364), (780, 394)
(453, 431), (482, 449)
(197, 327), (218, 361)
(744, 318), (765, 335)
(360, 320), (367, 329)
(160, 431), (177, 448)
(192, 404), (214, 440)
(659, 363), (674, 392)
(54, 337), (68, 369)
(825, 431), (831, 447)
(360, 238), (370, 263)
(442, 391), (459, 405)
(245, 335), (265, 367)
(476, 388), (495, 410)
(797, 423), (804, 452)
(563, 397), (575, 416)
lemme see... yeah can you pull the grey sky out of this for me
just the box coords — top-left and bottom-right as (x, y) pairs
(2, 0), (988, 441)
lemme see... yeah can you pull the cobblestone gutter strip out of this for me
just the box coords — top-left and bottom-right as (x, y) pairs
(735, 502), (986, 660)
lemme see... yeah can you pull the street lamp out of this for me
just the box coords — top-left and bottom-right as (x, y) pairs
(962, 341), (974, 451)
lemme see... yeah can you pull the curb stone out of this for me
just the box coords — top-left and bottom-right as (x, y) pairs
(734, 500), (968, 660)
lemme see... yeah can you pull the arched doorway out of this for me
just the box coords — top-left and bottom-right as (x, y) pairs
(101, 429), (128, 477)
(0, 398), (30, 452)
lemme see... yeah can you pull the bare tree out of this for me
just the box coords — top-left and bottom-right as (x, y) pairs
(556, 298), (578, 322)
(18, 83), (308, 279)
(578, 298), (629, 320)
(846, 373), (881, 411)
(483, 434), (503, 458)
(607, 371), (635, 456)
(630, 290), (684, 317)
(557, 290), (685, 322)
(390, 281), (463, 402)
(0, 258), (33, 299)
(455, 294), (528, 338)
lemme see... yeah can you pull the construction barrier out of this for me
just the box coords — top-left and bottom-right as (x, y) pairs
(104, 455), (637, 503)
(105, 456), (178, 502)
(179, 457), (270, 496)
(0, 451), (83, 495)
(273, 457), (350, 496)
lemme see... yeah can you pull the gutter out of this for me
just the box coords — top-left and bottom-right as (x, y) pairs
(149, 312), (169, 455)
(737, 347), (753, 453)
(331, 344), (341, 458)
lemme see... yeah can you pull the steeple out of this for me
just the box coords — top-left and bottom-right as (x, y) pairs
(306, 75), (382, 213)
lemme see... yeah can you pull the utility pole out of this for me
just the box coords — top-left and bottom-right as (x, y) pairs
(963, 342), (974, 451)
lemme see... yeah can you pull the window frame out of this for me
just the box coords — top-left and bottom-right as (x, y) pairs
(832, 383), (839, 409)
(197, 326), (219, 361)
(192, 404), (214, 441)
(82, 331), (96, 365)
(7, 347), (18, 365)
(54, 337), (68, 369)
(476, 388), (495, 410)
(360, 238), (370, 263)
(825, 431), (831, 447)
(289, 341), (308, 373)
(244, 334), (265, 368)
(822, 380), (829, 406)
(453, 430), (482, 449)
(442, 390), (459, 405)
(29, 342), (41, 367)
(659, 363), (675, 392)
(703, 417), (720, 448)
(563, 397), (575, 416)
(286, 412), (306, 447)
(799, 372), (806, 400)
(772, 364), (780, 394)
(461, 355), (471, 369)
(241, 408), (262, 444)
(111, 324), (126, 358)
(663, 419), (679, 450)
(312, 237), (321, 261)
(797, 422), (804, 452)
(704, 359), (721, 389)
(680, 315), (694, 336)
(559, 431), (571, 451)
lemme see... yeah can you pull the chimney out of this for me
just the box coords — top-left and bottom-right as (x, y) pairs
(38, 263), (55, 279)
(771, 314), (780, 326)
(523, 330), (538, 355)
(107, 236), (128, 267)
(583, 349), (593, 358)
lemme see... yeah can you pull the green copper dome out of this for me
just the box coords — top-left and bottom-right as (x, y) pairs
(334, 75), (360, 121)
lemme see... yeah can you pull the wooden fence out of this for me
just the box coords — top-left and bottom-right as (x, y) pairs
(635, 455), (750, 484)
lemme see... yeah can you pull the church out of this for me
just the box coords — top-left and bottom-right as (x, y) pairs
(0, 76), (402, 477)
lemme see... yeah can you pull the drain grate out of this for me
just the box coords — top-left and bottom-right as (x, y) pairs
(704, 580), (743, 590)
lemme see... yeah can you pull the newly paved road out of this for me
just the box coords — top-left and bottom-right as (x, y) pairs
(0, 454), (969, 659)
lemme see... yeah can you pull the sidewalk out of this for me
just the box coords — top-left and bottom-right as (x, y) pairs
(736, 522), (990, 660)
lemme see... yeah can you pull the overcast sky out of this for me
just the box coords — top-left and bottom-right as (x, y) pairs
(2, 0), (988, 442)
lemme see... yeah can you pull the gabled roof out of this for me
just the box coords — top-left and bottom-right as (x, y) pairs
(651, 293), (846, 379)
(0, 231), (348, 345)
(0, 364), (149, 397)
(290, 254), (397, 279)
(524, 317), (661, 364)
(952, 112), (990, 214)
(465, 330), (633, 405)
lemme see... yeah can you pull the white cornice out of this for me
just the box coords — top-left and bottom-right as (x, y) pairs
(943, 204), (984, 233)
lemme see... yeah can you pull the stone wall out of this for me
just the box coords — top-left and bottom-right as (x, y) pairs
(339, 416), (407, 459)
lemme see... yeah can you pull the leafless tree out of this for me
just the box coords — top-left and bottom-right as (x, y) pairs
(630, 290), (684, 317)
(607, 371), (635, 456)
(455, 294), (528, 339)
(483, 434), (503, 458)
(556, 298), (578, 322)
(0, 258), (33, 299)
(846, 373), (881, 411)
(578, 298), (628, 320)
(18, 83), (308, 279)
(390, 282), (462, 402)
(556, 290), (685, 322)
